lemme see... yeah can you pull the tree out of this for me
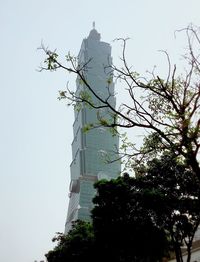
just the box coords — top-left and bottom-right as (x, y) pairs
(40, 24), (200, 180)
(135, 153), (200, 262)
(92, 174), (170, 262)
(45, 220), (95, 262)
(92, 154), (200, 262)
(45, 154), (200, 262)
(45, 178), (170, 262)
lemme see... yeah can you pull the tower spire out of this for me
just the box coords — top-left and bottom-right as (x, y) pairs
(88, 22), (101, 41)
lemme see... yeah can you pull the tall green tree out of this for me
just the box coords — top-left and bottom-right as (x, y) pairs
(40, 24), (200, 180)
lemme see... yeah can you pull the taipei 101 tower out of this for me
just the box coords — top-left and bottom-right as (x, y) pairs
(65, 24), (121, 233)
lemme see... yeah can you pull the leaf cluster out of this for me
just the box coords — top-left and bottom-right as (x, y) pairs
(92, 153), (200, 262)
(45, 220), (95, 262)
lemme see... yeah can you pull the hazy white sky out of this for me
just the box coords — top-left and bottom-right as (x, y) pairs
(1, 1), (200, 262)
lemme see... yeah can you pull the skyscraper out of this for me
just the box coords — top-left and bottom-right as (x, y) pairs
(65, 25), (120, 233)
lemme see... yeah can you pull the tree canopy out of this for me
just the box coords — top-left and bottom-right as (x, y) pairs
(134, 153), (200, 262)
(92, 173), (169, 262)
(92, 153), (200, 262)
(45, 220), (95, 262)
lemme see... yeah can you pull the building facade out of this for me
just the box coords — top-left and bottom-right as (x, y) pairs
(64, 26), (121, 233)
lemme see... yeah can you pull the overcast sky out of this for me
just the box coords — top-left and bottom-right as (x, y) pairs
(1, 1), (200, 262)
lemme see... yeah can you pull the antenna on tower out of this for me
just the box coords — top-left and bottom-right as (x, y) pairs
(92, 21), (95, 29)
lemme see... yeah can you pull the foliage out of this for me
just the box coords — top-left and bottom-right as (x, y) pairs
(45, 220), (95, 262)
(46, 177), (170, 262)
(92, 153), (200, 262)
(92, 174), (170, 262)
(45, 153), (200, 262)
(135, 153), (200, 262)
